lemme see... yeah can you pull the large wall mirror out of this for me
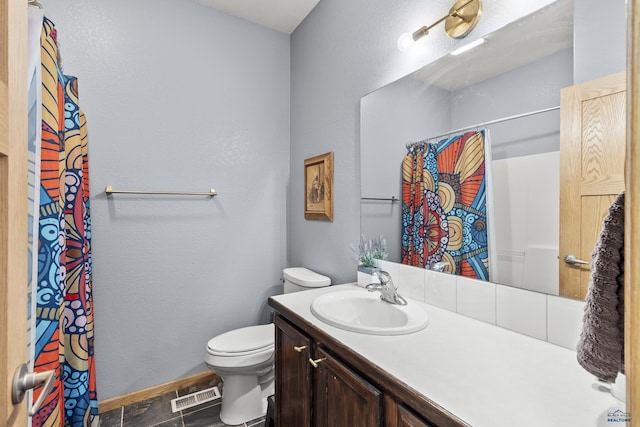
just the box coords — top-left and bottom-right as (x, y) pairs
(360, 0), (625, 300)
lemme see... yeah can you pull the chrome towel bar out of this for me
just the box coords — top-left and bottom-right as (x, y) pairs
(105, 185), (217, 197)
(361, 196), (399, 203)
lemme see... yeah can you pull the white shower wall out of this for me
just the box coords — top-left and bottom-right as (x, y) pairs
(492, 152), (560, 294)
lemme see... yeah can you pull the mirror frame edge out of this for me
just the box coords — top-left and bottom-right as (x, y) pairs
(626, 0), (639, 421)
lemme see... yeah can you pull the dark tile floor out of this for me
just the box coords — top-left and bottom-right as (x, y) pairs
(99, 378), (266, 427)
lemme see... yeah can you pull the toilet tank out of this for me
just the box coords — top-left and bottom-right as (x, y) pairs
(283, 267), (331, 293)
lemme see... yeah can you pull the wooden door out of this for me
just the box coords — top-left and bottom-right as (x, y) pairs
(559, 72), (626, 300)
(274, 315), (313, 427)
(1, 0), (28, 426)
(313, 347), (382, 427)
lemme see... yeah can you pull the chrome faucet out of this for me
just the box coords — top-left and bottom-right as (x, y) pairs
(430, 261), (449, 272)
(366, 271), (407, 305)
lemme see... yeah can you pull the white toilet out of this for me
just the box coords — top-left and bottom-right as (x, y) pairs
(204, 267), (330, 425)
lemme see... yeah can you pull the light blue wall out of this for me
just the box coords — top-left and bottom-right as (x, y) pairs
(450, 49), (573, 160)
(574, 0), (626, 84)
(44, 0), (290, 400)
(360, 77), (451, 263)
(289, 0), (558, 285)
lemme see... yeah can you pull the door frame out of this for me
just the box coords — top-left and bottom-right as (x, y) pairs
(626, 0), (639, 422)
(1, 0), (28, 426)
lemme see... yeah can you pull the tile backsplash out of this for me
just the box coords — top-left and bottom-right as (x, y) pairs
(423, 270), (456, 312)
(377, 260), (585, 351)
(456, 276), (496, 324)
(496, 285), (547, 341)
(547, 295), (587, 349)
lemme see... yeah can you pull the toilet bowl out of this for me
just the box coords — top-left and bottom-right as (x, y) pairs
(205, 324), (275, 425)
(205, 267), (330, 425)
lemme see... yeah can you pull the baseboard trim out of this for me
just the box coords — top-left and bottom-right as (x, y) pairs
(99, 371), (219, 414)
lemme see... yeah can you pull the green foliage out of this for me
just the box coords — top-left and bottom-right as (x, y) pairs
(352, 234), (388, 268)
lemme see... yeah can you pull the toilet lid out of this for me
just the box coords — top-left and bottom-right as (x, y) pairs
(207, 324), (274, 354)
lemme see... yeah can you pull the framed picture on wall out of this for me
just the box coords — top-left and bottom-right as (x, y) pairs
(304, 152), (334, 220)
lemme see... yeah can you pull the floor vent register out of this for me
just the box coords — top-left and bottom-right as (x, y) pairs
(170, 386), (221, 413)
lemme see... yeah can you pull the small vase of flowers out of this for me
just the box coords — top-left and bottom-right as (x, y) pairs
(353, 234), (388, 286)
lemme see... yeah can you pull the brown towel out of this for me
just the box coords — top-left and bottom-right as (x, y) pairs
(576, 191), (625, 383)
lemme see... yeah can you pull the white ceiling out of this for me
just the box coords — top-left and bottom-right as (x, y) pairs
(194, 0), (320, 34)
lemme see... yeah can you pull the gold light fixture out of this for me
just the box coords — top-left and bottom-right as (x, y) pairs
(398, 0), (483, 51)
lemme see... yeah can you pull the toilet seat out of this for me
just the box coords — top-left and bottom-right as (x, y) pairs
(205, 346), (274, 371)
(207, 324), (274, 355)
(205, 324), (275, 370)
(208, 345), (274, 357)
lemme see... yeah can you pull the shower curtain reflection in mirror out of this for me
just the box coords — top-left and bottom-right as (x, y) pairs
(401, 129), (496, 281)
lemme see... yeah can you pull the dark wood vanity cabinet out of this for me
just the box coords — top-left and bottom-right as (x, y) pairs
(274, 314), (449, 427)
(313, 346), (382, 426)
(396, 406), (433, 427)
(275, 315), (382, 426)
(384, 399), (434, 427)
(274, 315), (313, 426)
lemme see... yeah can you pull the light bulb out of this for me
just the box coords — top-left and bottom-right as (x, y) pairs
(397, 32), (415, 52)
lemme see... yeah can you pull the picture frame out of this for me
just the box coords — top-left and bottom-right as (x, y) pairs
(304, 152), (334, 221)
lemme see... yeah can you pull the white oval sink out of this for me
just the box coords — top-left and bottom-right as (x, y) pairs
(310, 290), (429, 335)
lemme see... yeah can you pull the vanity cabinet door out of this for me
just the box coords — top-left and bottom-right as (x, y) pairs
(275, 315), (313, 427)
(394, 405), (434, 427)
(313, 347), (382, 427)
(385, 395), (452, 427)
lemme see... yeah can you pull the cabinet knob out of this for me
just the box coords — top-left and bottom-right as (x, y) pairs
(309, 357), (326, 368)
(293, 345), (307, 353)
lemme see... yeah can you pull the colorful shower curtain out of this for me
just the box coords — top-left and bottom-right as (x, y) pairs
(401, 130), (491, 280)
(29, 16), (98, 427)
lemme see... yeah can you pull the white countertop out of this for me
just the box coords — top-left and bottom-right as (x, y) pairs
(271, 283), (626, 427)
